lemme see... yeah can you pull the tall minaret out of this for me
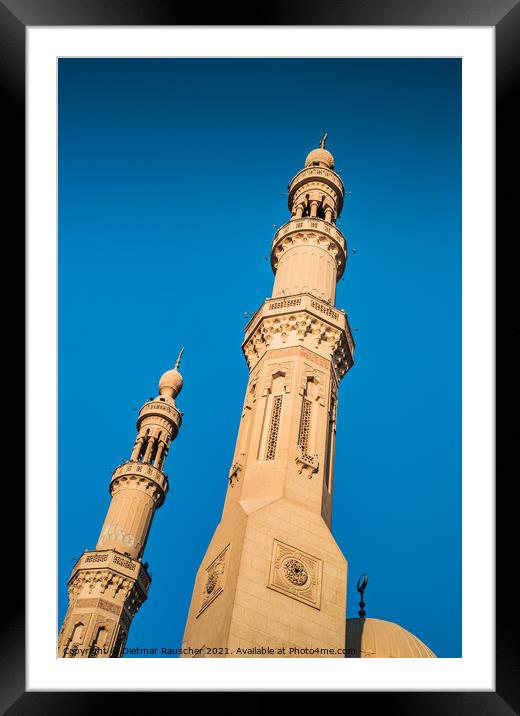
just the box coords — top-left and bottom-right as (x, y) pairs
(58, 356), (184, 658)
(182, 139), (354, 657)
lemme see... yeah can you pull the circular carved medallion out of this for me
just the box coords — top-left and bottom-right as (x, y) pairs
(282, 558), (308, 586)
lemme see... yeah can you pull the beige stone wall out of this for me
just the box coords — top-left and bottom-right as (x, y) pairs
(181, 502), (248, 655)
(228, 500), (347, 657)
(182, 498), (347, 657)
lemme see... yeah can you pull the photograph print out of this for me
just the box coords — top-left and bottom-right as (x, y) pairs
(57, 58), (461, 660)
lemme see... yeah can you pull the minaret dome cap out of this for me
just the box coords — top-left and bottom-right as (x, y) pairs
(159, 348), (184, 400)
(159, 368), (183, 399)
(304, 147), (335, 170)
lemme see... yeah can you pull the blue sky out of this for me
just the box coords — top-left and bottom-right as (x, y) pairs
(58, 58), (461, 657)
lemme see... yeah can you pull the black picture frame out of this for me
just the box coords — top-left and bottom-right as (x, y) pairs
(7, 0), (509, 710)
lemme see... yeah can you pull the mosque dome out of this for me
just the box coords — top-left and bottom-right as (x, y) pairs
(346, 618), (436, 658)
(159, 367), (183, 399)
(304, 147), (335, 170)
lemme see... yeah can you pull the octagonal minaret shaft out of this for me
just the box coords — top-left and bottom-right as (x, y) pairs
(58, 359), (184, 658)
(182, 139), (354, 658)
(235, 139), (353, 522)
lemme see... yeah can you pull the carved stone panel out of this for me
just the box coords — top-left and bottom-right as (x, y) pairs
(261, 362), (293, 396)
(267, 539), (323, 609)
(197, 544), (230, 617)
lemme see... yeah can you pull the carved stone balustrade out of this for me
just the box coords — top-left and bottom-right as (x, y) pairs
(288, 166), (345, 215)
(242, 293), (355, 381)
(111, 460), (169, 506)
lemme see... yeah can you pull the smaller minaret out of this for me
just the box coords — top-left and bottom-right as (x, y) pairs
(58, 356), (184, 658)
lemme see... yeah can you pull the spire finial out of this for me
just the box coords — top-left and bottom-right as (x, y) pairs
(356, 574), (368, 618)
(174, 347), (184, 370)
(319, 131), (328, 149)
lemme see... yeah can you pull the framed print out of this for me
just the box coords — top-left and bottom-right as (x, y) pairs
(5, 0), (511, 709)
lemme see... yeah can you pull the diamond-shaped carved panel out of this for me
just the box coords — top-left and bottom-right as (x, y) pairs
(197, 544), (230, 617)
(267, 539), (322, 609)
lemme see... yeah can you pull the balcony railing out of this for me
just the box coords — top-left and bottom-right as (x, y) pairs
(271, 218), (346, 253)
(73, 549), (152, 590)
(288, 165), (344, 196)
(243, 293), (347, 337)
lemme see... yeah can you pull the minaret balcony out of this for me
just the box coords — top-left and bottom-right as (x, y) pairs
(242, 293), (355, 380)
(271, 218), (347, 280)
(288, 166), (345, 214)
(69, 548), (152, 597)
(245, 292), (351, 335)
(137, 399), (181, 435)
(110, 460), (169, 506)
(273, 218), (346, 251)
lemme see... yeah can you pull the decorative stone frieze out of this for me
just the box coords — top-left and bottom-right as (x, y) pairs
(243, 299), (353, 380)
